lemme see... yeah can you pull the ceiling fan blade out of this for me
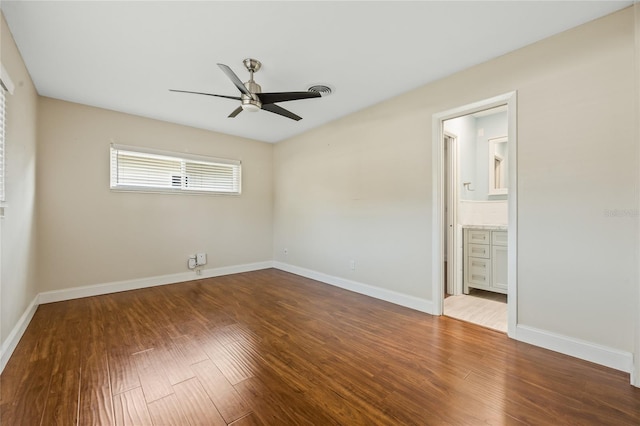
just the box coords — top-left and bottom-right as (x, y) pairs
(262, 103), (302, 121)
(228, 106), (243, 118)
(169, 89), (241, 101)
(217, 63), (252, 97)
(257, 91), (321, 105)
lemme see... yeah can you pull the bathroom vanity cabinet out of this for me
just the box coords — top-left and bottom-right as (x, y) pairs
(463, 226), (507, 294)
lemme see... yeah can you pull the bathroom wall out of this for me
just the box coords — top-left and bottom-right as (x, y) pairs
(445, 110), (508, 202)
(444, 109), (508, 225)
(458, 200), (508, 225)
(475, 111), (508, 200)
(443, 114), (476, 200)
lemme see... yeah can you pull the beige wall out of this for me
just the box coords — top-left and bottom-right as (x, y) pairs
(274, 7), (638, 352)
(0, 14), (39, 344)
(37, 98), (273, 292)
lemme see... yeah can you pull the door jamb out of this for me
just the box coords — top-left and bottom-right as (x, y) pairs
(444, 132), (460, 296)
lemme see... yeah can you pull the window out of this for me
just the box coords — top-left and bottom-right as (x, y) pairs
(110, 144), (241, 195)
(0, 86), (5, 202)
(0, 64), (13, 203)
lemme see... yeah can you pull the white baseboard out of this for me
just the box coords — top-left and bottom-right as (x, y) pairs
(198, 261), (273, 280)
(1, 261), (273, 374)
(273, 261), (434, 314)
(39, 261), (274, 304)
(0, 295), (38, 373)
(516, 324), (633, 373)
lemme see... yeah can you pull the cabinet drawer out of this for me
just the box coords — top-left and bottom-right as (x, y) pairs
(467, 257), (490, 286)
(467, 229), (490, 245)
(468, 243), (490, 259)
(492, 231), (508, 246)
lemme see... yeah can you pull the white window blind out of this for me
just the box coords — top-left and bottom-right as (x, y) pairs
(0, 87), (5, 202)
(110, 144), (241, 195)
(1, 64), (15, 203)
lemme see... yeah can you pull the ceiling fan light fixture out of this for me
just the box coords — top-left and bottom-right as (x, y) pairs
(241, 97), (262, 112)
(242, 103), (261, 112)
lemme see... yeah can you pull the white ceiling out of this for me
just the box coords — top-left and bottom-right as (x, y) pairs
(1, 1), (632, 143)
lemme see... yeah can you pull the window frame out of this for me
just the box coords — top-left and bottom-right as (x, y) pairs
(0, 63), (14, 204)
(110, 144), (242, 196)
(0, 86), (5, 203)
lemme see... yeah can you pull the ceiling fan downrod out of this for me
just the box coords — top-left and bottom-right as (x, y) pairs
(241, 58), (262, 111)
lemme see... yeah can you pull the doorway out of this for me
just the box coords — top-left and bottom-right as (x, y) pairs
(432, 92), (517, 337)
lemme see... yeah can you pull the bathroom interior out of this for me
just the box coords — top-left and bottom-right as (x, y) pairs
(443, 105), (508, 332)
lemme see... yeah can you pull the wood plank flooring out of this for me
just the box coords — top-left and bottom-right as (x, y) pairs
(1, 268), (638, 425)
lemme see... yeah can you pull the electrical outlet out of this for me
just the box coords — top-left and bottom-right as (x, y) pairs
(284, 248), (288, 255)
(196, 253), (207, 266)
(188, 256), (197, 269)
(349, 260), (356, 271)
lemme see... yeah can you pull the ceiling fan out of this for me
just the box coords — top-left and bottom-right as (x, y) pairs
(170, 58), (322, 121)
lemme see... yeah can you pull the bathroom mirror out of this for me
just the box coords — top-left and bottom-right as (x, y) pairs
(488, 136), (508, 195)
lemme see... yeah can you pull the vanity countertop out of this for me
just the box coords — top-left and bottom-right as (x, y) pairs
(462, 224), (508, 231)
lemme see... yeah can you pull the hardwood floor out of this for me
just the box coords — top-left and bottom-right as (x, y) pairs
(1, 268), (638, 425)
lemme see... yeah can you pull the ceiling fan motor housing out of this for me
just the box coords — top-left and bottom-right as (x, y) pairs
(242, 80), (262, 111)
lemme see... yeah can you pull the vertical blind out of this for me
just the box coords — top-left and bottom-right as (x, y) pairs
(110, 144), (241, 195)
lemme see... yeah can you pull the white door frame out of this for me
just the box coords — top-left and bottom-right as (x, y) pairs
(431, 92), (518, 338)
(444, 132), (461, 296)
